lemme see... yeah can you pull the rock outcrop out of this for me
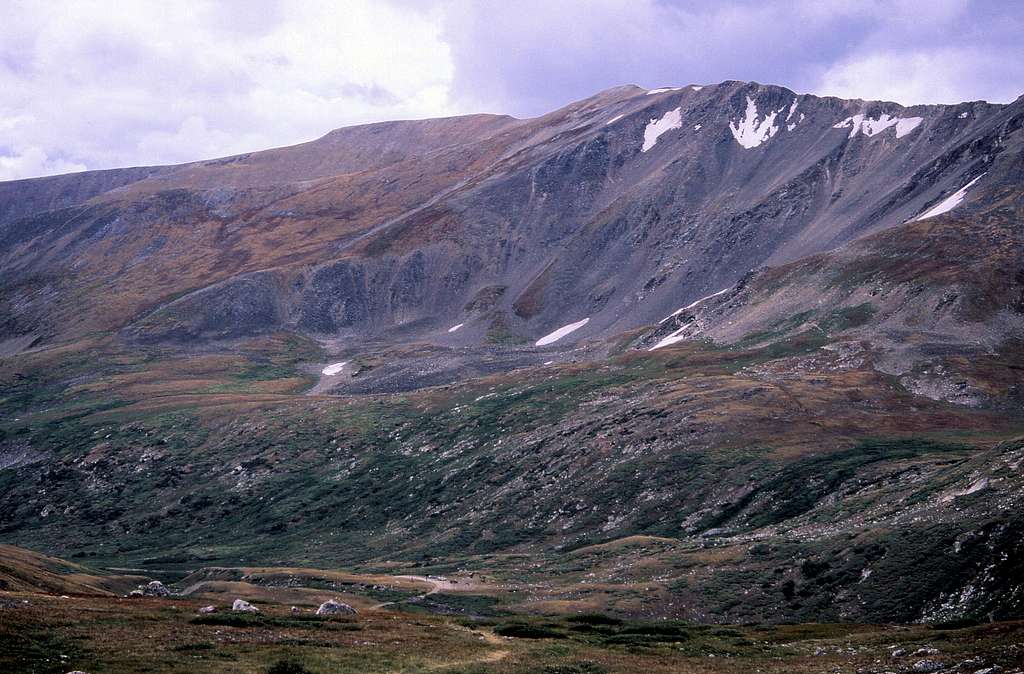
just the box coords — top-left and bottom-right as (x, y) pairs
(232, 599), (259, 613)
(316, 599), (356, 616)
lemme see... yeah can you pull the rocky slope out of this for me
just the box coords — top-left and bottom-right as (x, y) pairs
(2, 81), (1020, 357)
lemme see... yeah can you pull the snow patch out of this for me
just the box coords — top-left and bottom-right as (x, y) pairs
(605, 113), (625, 126)
(958, 111), (969, 119)
(448, 323), (464, 333)
(322, 362), (347, 376)
(785, 100), (801, 132)
(691, 85), (703, 91)
(646, 87), (682, 95)
(729, 96), (780, 149)
(894, 117), (923, 137)
(833, 113), (923, 139)
(649, 325), (693, 351)
(914, 173), (986, 221)
(693, 124), (701, 131)
(641, 108), (682, 152)
(785, 99), (799, 121)
(535, 318), (589, 346)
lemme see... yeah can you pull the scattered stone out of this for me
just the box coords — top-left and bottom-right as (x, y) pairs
(974, 667), (1001, 674)
(892, 648), (907, 657)
(913, 647), (940, 656)
(232, 599), (259, 613)
(913, 660), (942, 673)
(316, 599), (357, 616)
(198, 605), (216, 614)
(291, 606), (301, 615)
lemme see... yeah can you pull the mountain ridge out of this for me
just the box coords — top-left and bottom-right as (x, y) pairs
(2, 80), (1019, 357)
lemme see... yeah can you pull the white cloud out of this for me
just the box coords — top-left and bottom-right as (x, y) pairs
(817, 48), (1019, 105)
(0, 0), (460, 179)
(0, 146), (88, 182)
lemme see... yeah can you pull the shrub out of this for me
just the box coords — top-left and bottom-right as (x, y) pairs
(565, 613), (622, 626)
(493, 622), (566, 639)
(267, 660), (316, 674)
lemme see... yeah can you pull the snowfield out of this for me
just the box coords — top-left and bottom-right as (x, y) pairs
(833, 113), (923, 139)
(322, 362), (347, 376)
(641, 108), (682, 152)
(729, 96), (780, 149)
(649, 324), (693, 351)
(535, 318), (590, 346)
(448, 323), (464, 333)
(915, 174), (986, 220)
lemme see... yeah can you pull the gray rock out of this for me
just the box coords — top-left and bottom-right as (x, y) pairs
(913, 660), (943, 673)
(231, 599), (259, 613)
(316, 599), (357, 616)
(198, 605), (216, 614)
(141, 580), (171, 598)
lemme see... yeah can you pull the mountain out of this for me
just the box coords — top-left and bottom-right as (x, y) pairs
(3, 81), (1018, 352)
(1, 81), (1023, 626)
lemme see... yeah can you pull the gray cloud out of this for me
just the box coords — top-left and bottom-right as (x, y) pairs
(441, 0), (1024, 116)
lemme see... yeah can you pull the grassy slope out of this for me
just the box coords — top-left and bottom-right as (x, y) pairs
(1, 325), (1022, 623)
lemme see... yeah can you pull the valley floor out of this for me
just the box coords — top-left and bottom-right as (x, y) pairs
(3, 586), (1024, 674)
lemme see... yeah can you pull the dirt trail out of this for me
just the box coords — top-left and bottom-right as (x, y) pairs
(426, 628), (509, 671)
(371, 574), (466, 609)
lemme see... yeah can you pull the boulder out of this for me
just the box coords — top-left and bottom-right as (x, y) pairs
(232, 599), (259, 613)
(198, 605), (216, 614)
(913, 660), (942, 673)
(316, 599), (357, 616)
(141, 580), (171, 597)
(290, 606), (301, 615)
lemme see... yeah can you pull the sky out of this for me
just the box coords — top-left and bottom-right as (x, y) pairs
(1, 0), (1021, 181)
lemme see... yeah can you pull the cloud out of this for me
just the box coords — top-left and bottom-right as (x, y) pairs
(0, 0), (461, 179)
(814, 0), (1024, 104)
(438, 0), (1022, 115)
(0, 146), (88, 182)
(818, 48), (1019, 105)
(0, 0), (1020, 180)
